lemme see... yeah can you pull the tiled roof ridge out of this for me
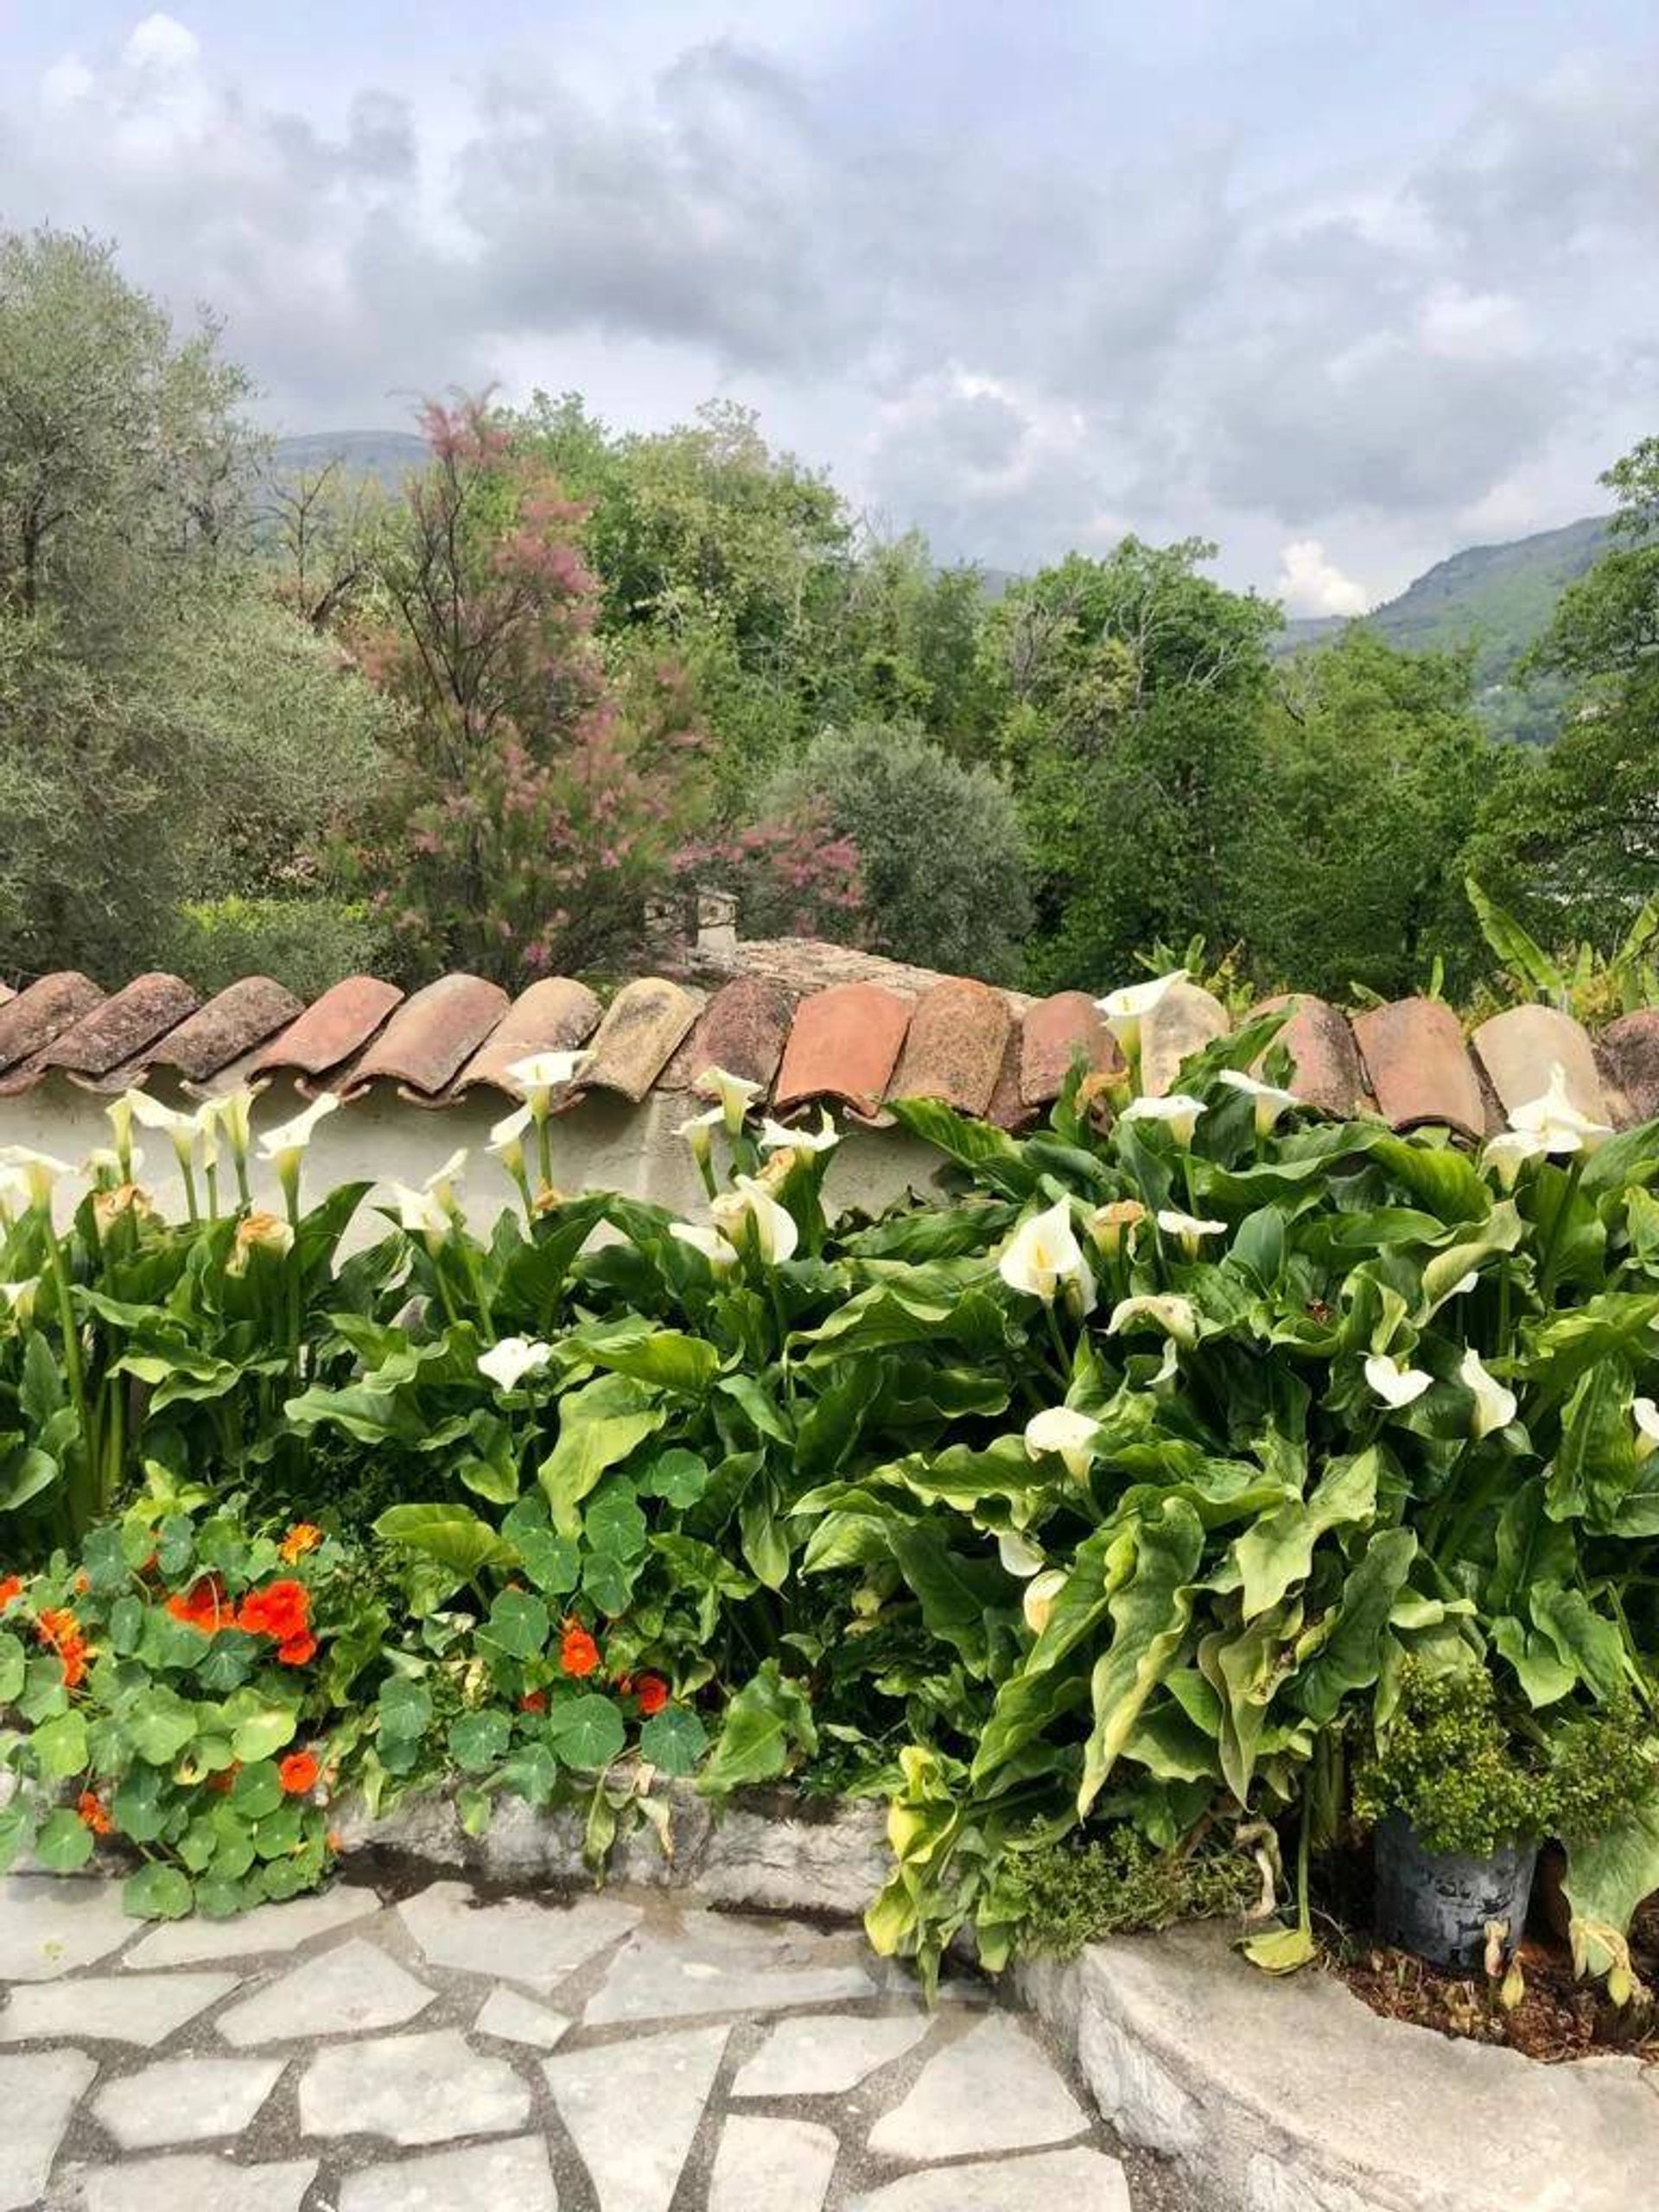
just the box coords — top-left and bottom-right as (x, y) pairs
(0, 961), (1656, 1135)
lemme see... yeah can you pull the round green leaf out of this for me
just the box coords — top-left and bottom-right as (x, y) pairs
(113, 1767), (169, 1845)
(512, 1529), (581, 1595)
(31, 1709), (89, 1781)
(124, 1862), (194, 1920)
(0, 1630), (25, 1704)
(639, 1448), (709, 1509)
(34, 1808), (95, 1872)
(225, 1690), (299, 1764)
(125, 1687), (200, 1765)
(546, 1694), (626, 1772)
(480, 1590), (550, 1661)
(639, 1705), (709, 1777)
(229, 1761), (283, 1819)
(581, 1549), (642, 1618)
(449, 1710), (510, 1774)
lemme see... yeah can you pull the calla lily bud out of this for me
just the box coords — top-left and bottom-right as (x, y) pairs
(1633, 1397), (1659, 1462)
(674, 1104), (723, 1168)
(257, 1094), (341, 1205)
(488, 1104), (533, 1178)
(227, 1211), (296, 1274)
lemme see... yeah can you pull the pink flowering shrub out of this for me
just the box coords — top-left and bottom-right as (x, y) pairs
(678, 802), (865, 944)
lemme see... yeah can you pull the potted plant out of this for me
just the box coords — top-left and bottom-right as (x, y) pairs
(1355, 1661), (1538, 1970)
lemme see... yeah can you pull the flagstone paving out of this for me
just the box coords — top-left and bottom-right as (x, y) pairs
(0, 1869), (1191, 2212)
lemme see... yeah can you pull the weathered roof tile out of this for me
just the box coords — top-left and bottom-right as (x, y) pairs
(453, 976), (602, 1098)
(0, 972), (107, 1087)
(247, 976), (404, 1084)
(1595, 1009), (1659, 1129)
(1141, 982), (1230, 1097)
(117, 976), (305, 1089)
(1471, 1005), (1607, 1125)
(1252, 993), (1367, 1117)
(581, 978), (702, 1103)
(1351, 998), (1488, 1138)
(660, 976), (796, 1098)
(774, 982), (912, 1116)
(888, 977), (1013, 1116)
(1019, 991), (1121, 1107)
(987, 1029), (1038, 1131)
(41, 973), (199, 1082)
(340, 974), (511, 1101)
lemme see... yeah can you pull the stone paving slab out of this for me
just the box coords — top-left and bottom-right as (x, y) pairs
(0, 1876), (136, 1981)
(70, 2152), (318, 2212)
(544, 2020), (730, 2212)
(299, 2024), (532, 2144)
(334, 2133), (559, 2212)
(473, 1984), (571, 2049)
(734, 2009), (931, 2096)
(0, 2049), (96, 2211)
(397, 1878), (640, 1990)
(711, 2112), (841, 2211)
(92, 2053), (286, 2148)
(849, 2145), (1135, 2211)
(583, 1908), (877, 2024)
(2, 1970), (238, 2047)
(124, 1881), (379, 1967)
(215, 1935), (432, 2046)
(868, 2012), (1090, 2161)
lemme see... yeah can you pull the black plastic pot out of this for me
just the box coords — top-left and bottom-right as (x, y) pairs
(1372, 1813), (1537, 1970)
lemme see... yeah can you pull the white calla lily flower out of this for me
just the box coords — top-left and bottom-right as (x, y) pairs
(996, 1530), (1046, 1580)
(0, 1165), (31, 1224)
(105, 1092), (137, 1171)
(191, 1098), (222, 1175)
(1217, 1067), (1300, 1135)
(1459, 1347), (1516, 1440)
(998, 1197), (1096, 1313)
(1155, 1207), (1227, 1258)
(488, 1104), (534, 1176)
(425, 1148), (468, 1214)
(478, 1336), (553, 1392)
(0, 1147), (74, 1211)
(670, 1221), (739, 1269)
(1508, 1064), (1615, 1157)
(710, 1174), (800, 1264)
(674, 1104), (725, 1166)
(257, 1094), (340, 1181)
(389, 1180), (452, 1242)
(0, 1276), (40, 1327)
(760, 1109), (840, 1154)
(1365, 1351), (1433, 1409)
(1480, 1129), (1547, 1191)
(1023, 1568), (1068, 1637)
(1118, 1093), (1206, 1147)
(1023, 1406), (1102, 1480)
(505, 1050), (590, 1120)
(210, 1088), (257, 1166)
(1633, 1398), (1659, 1462)
(1107, 1294), (1198, 1348)
(696, 1065), (763, 1136)
(1096, 969), (1188, 1060)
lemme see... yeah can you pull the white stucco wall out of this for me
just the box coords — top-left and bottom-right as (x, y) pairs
(0, 1073), (952, 1248)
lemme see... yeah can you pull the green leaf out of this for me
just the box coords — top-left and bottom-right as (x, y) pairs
(230, 1761), (284, 1819)
(378, 1676), (434, 1745)
(639, 1449), (710, 1508)
(125, 1686), (200, 1765)
(112, 1767), (168, 1844)
(225, 1690), (299, 1764)
(512, 1528), (582, 1596)
(34, 1808), (95, 1872)
(374, 1503), (514, 1586)
(1562, 1794), (1659, 1977)
(885, 1096), (1037, 1198)
(1078, 1499), (1205, 1815)
(449, 1710), (511, 1774)
(585, 1486), (648, 1560)
(1465, 877), (1567, 1001)
(1239, 1922), (1319, 1974)
(701, 1661), (817, 1793)
(546, 1693), (626, 1771)
(582, 1325), (720, 1395)
(581, 1549), (642, 1618)
(480, 1590), (550, 1661)
(538, 1375), (665, 1536)
(124, 1863), (194, 1920)
(32, 1710), (89, 1780)
(0, 1630), (24, 1703)
(640, 1705), (708, 1777)
(1294, 1529), (1418, 1726)
(1235, 1449), (1379, 1623)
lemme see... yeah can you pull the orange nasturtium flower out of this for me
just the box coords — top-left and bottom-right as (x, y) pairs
(77, 1790), (113, 1835)
(237, 1580), (310, 1644)
(0, 1573), (22, 1612)
(278, 1522), (322, 1565)
(36, 1608), (88, 1689)
(278, 1751), (320, 1796)
(167, 1574), (231, 1635)
(559, 1624), (601, 1679)
(276, 1632), (317, 1667)
(635, 1674), (670, 1717)
(519, 1689), (549, 1713)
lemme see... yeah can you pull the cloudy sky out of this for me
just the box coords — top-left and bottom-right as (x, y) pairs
(2, 3), (1655, 610)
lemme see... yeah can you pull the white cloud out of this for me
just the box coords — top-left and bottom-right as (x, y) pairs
(124, 15), (200, 72)
(1276, 540), (1370, 618)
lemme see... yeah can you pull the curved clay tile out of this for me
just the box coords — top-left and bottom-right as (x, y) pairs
(111, 976), (306, 1090)
(40, 973), (199, 1084)
(773, 982), (913, 1117)
(1140, 982), (1230, 1098)
(1250, 993), (1367, 1117)
(659, 975), (795, 1097)
(1351, 998), (1489, 1139)
(580, 978), (702, 1103)
(987, 1029), (1039, 1131)
(0, 972), (107, 1090)
(888, 977), (1013, 1116)
(452, 976), (602, 1099)
(1594, 1009), (1659, 1128)
(1018, 991), (1122, 1108)
(336, 973), (511, 1101)
(245, 976), (404, 1085)
(1471, 1005), (1607, 1125)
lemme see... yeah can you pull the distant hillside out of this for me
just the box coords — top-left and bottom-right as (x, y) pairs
(1278, 513), (1612, 742)
(270, 430), (428, 492)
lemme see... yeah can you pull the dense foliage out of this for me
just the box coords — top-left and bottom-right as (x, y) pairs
(3, 1000), (1659, 1999)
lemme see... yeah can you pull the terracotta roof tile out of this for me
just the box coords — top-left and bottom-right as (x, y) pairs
(1595, 1009), (1659, 1128)
(453, 977), (602, 1097)
(774, 982), (912, 1117)
(1141, 982), (1230, 1097)
(1252, 994), (1367, 1117)
(987, 1029), (1038, 1131)
(580, 978), (702, 1103)
(1019, 991), (1121, 1108)
(1471, 1005), (1606, 1126)
(661, 975), (795, 1096)
(39, 973), (199, 1085)
(110, 976), (305, 1090)
(888, 977), (1013, 1116)
(246, 976), (404, 1084)
(0, 972), (107, 1090)
(340, 973), (511, 1101)
(1351, 998), (1488, 1139)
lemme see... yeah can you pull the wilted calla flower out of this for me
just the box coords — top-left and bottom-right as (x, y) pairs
(1508, 1064), (1615, 1156)
(696, 1065), (762, 1136)
(998, 1197), (1096, 1313)
(478, 1336), (552, 1392)
(760, 1109), (840, 1154)
(505, 1050), (590, 1120)
(710, 1174), (799, 1264)
(1365, 1351), (1433, 1408)
(92, 1183), (157, 1236)
(1086, 1198), (1146, 1258)
(226, 1211), (295, 1274)
(1459, 1347), (1516, 1440)
(670, 1221), (738, 1269)
(1633, 1397), (1659, 1462)
(1096, 968), (1187, 1059)
(996, 1529), (1046, 1579)
(1023, 1567), (1068, 1637)
(1118, 1093), (1206, 1147)
(488, 1104), (533, 1176)
(1023, 1406), (1102, 1479)
(1155, 1207), (1227, 1259)
(1480, 1129), (1547, 1191)
(1107, 1294), (1198, 1348)
(1218, 1067), (1300, 1135)
(0, 1147), (75, 1211)
(257, 1094), (340, 1179)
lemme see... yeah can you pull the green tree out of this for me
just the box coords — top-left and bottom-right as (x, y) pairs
(1243, 628), (1494, 1000)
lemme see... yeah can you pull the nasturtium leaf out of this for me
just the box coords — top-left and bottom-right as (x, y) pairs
(125, 1686), (200, 1765)
(449, 1709), (511, 1773)
(34, 1808), (95, 1872)
(0, 1630), (24, 1704)
(124, 1863), (194, 1921)
(0, 1798), (32, 1872)
(156, 1514), (196, 1579)
(113, 1767), (168, 1844)
(512, 1528), (582, 1595)
(585, 1485), (648, 1560)
(581, 1549), (641, 1618)
(32, 1710), (89, 1780)
(194, 1635), (259, 1694)
(108, 1596), (143, 1656)
(546, 1693), (626, 1772)
(480, 1590), (550, 1661)
(80, 1523), (130, 1595)
(377, 1676), (433, 1744)
(258, 1855), (316, 1902)
(499, 1741), (559, 1805)
(252, 1802), (304, 1859)
(194, 1877), (249, 1919)
(639, 1705), (708, 1777)
(230, 1762), (283, 1818)
(639, 1449), (710, 1508)
(226, 1690), (298, 1764)
(179, 1820), (219, 1873)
